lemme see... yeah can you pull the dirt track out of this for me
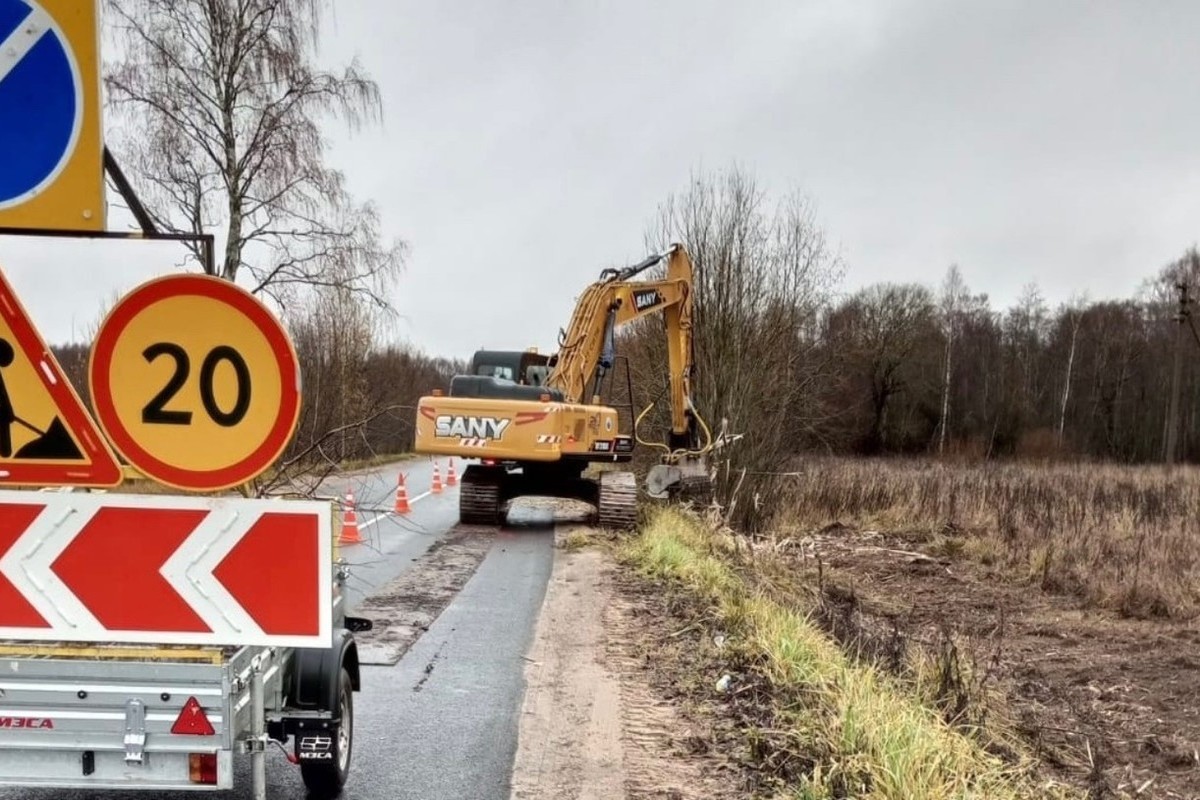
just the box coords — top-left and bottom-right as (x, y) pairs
(509, 528), (740, 800)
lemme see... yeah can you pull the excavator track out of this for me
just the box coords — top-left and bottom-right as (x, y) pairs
(597, 470), (638, 530)
(460, 465), (504, 526)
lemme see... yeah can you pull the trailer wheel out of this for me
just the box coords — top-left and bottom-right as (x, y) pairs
(300, 667), (353, 798)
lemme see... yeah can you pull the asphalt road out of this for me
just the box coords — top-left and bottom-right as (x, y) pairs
(325, 457), (472, 611)
(0, 457), (565, 800)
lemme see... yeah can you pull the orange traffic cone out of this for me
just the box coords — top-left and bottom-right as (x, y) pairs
(431, 461), (443, 494)
(339, 491), (363, 544)
(394, 473), (411, 515)
(446, 458), (458, 486)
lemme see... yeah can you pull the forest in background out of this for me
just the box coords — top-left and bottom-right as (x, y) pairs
(620, 167), (1200, 467)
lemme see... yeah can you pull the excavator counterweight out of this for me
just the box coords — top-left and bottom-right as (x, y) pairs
(413, 244), (713, 529)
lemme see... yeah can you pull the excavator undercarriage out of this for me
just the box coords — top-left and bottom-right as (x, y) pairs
(458, 463), (641, 529)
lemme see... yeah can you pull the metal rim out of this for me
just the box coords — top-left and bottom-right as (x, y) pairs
(337, 679), (351, 774)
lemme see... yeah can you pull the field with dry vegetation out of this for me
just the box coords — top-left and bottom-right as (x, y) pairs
(620, 457), (1200, 799)
(766, 457), (1200, 620)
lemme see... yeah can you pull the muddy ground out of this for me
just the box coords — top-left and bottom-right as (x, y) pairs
(351, 524), (495, 665)
(793, 524), (1200, 800)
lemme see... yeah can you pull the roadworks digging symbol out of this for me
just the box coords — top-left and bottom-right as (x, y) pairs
(0, 337), (80, 459)
(0, 269), (120, 486)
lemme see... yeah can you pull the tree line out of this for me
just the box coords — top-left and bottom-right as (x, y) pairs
(618, 167), (1200, 467)
(807, 248), (1200, 464)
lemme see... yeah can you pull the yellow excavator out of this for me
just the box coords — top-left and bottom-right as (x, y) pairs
(413, 243), (714, 528)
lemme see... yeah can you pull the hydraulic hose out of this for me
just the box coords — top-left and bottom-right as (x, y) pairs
(633, 396), (714, 461)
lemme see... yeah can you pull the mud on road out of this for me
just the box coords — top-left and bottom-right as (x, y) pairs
(351, 524), (495, 665)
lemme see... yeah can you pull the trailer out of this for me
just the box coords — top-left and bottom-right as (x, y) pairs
(0, 489), (368, 799)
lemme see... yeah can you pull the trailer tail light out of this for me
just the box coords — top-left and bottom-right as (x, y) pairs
(188, 753), (218, 785)
(171, 697), (215, 736)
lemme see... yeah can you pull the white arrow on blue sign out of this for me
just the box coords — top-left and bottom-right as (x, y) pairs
(0, 0), (82, 209)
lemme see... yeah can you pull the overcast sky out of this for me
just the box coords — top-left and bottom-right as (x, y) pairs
(4, 0), (1200, 359)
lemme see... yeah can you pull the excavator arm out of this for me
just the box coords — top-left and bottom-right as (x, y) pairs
(547, 243), (705, 456)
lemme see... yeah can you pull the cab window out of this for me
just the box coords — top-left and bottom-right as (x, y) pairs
(475, 364), (515, 381)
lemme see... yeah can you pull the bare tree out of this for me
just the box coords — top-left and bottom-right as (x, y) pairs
(103, 0), (405, 309)
(840, 283), (939, 454)
(937, 264), (968, 453)
(623, 165), (843, 529)
(1057, 293), (1088, 443)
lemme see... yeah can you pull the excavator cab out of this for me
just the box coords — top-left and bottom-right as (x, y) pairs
(467, 349), (551, 384)
(450, 349), (566, 402)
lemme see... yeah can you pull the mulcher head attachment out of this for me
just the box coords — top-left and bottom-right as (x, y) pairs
(645, 460), (714, 506)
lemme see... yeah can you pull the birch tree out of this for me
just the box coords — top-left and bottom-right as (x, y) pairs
(937, 264), (968, 453)
(103, 0), (405, 309)
(1058, 293), (1088, 442)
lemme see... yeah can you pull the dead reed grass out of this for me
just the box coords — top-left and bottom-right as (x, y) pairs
(767, 457), (1200, 619)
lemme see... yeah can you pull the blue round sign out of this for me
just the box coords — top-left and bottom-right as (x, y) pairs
(0, 0), (82, 209)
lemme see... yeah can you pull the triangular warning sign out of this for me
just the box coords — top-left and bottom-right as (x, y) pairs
(0, 269), (121, 487)
(170, 696), (216, 735)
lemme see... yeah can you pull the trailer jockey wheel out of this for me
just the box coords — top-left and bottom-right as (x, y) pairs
(299, 668), (354, 798)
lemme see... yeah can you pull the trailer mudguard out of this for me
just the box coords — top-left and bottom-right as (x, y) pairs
(291, 628), (361, 713)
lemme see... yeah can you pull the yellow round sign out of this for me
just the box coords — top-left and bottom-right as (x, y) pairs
(88, 274), (300, 491)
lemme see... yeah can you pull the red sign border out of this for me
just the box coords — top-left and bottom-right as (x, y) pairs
(0, 272), (121, 487)
(88, 274), (301, 491)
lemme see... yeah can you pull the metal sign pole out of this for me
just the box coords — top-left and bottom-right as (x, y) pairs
(251, 663), (267, 800)
(0, 148), (216, 276)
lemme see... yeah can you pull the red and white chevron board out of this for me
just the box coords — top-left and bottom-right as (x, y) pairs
(0, 491), (333, 648)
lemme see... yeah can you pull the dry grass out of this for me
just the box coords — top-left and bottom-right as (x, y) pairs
(622, 506), (1076, 800)
(767, 457), (1200, 619)
(560, 528), (596, 552)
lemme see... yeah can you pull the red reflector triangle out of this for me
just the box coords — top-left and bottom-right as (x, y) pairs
(171, 696), (215, 736)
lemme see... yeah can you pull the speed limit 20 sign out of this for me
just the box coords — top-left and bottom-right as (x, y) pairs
(88, 275), (301, 491)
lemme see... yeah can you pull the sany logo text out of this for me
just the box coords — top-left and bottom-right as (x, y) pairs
(435, 416), (511, 439)
(634, 290), (661, 311)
